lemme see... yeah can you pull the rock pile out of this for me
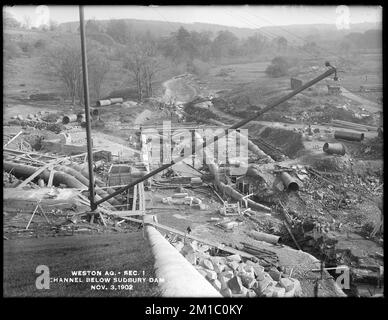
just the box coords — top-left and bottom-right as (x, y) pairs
(170, 238), (302, 297)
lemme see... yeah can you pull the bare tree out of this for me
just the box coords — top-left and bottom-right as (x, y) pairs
(88, 52), (110, 100)
(123, 43), (145, 101)
(46, 43), (82, 104)
(141, 36), (163, 98)
(122, 35), (163, 101)
(45, 41), (110, 104)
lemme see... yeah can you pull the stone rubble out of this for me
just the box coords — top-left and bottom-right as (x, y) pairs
(169, 237), (303, 297)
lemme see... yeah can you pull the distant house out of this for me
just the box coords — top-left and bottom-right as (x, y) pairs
(290, 78), (303, 90)
(327, 85), (342, 95)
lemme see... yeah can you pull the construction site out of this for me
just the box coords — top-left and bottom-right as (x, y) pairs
(3, 6), (383, 298)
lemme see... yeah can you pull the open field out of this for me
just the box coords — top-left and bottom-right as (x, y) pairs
(3, 232), (160, 297)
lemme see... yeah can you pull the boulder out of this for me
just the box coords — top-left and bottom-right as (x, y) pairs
(185, 252), (197, 265)
(219, 270), (234, 279)
(227, 276), (244, 294)
(268, 268), (282, 281)
(212, 261), (225, 273)
(221, 288), (232, 297)
(211, 279), (222, 291)
(226, 254), (242, 262)
(247, 290), (257, 297)
(201, 259), (214, 271)
(254, 274), (272, 295)
(240, 274), (256, 289)
(218, 275), (229, 290)
(279, 277), (294, 292)
(272, 286), (286, 298)
(173, 241), (184, 252)
(290, 278), (302, 296)
(181, 244), (195, 256)
(228, 261), (240, 271)
(205, 269), (218, 281)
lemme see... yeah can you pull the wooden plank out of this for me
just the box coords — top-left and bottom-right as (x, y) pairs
(132, 184), (138, 211)
(17, 157), (65, 188)
(47, 166), (55, 187)
(26, 201), (40, 230)
(99, 211), (107, 226)
(110, 210), (145, 217)
(3, 131), (23, 148)
(147, 221), (256, 259)
(3, 148), (59, 160)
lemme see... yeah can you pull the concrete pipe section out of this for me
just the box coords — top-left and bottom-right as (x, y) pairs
(110, 97), (123, 104)
(96, 99), (111, 107)
(144, 216), (221, 297)
(62, 114), (78, 124)
(323, 142), (346, 156)
(249, 230), (281, 245)
(77, 113), (85, 122)
(280, 172), (299, 191)
(334, 130), (364, 142)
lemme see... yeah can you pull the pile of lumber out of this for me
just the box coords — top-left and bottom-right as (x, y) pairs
(240, 242), (279, 267)
(327, 120), (378, 132)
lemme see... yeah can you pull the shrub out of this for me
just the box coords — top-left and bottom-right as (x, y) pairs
(17, 41), (32, 53)
(4, 40), (22, 61)
(265, 56), (290, 78)
(34, 39), (46, 49)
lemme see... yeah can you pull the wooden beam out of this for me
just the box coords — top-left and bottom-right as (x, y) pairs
(132, 184), (138, 211)
(47, 166), (55, 187)
(3, 131), (23, 148)
(110, 210), (145, 217)
(3, 148), (59, 160)
(17, 157), (65, 188)
(26, 201), (40, 230)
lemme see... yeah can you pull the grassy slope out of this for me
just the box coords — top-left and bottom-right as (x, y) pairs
(3, 232), (161, 297)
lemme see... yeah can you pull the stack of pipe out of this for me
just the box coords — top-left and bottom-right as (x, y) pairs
(3, 161), (120, 206)
(193, 132), (271, 213)
(334, 130), (364, 142)
(96, 97), (123, 107)
(62, 114), (78, 124)
(330, 120), (377, 132)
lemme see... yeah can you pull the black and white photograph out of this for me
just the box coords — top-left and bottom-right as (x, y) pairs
(2, 5), (383, 300)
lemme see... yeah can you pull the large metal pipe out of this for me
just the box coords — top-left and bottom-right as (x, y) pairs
(334, 130), (364, 142)
(235, 131), (274, 162)
(62, 114), (78, 124)
(55, 165), (120, 206)
(323, 142), (346, 155)
(110, 97), (123, 104)
(94, 66), (337, 206)
(280, 172), (299, 191)
(79, 5), (96, 211)
(146, 223), (221, 297)
(249, 230), (281, 245)
(4, 161), (84, 188)
(96, 99), (111, 107)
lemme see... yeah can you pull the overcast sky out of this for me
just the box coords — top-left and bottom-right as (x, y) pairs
(4, 5), (382, 29)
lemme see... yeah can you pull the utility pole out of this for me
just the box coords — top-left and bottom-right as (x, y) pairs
(79, 6), (97, 211)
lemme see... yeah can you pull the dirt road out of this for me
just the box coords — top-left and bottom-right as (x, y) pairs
(162, 76), (198, 104)
(341, 87), (382, 113)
